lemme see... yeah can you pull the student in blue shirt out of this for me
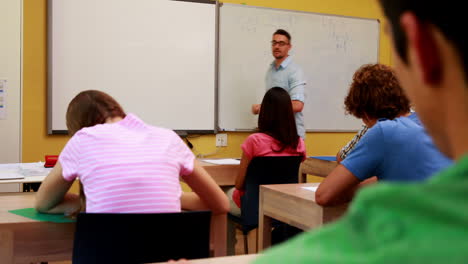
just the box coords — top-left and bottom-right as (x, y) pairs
(315, 63), (452, 206)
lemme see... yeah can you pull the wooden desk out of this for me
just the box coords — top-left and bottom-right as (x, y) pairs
(258, 183), (347, 250)
(152, 254), (258, 264)
(0, 176), (46, 185)
(299, 157), (338, 182)
(199, 160), (239, 186)
(0, 193), (73, 263)
(0, 193), (227, 264)
(0, 160), (238, 261)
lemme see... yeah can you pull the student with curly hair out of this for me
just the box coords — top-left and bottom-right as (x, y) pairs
(315, 63), (451, 206)
(336, 63), (411, 162)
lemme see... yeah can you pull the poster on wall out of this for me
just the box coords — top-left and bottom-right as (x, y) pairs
(0, 79), (6, 120)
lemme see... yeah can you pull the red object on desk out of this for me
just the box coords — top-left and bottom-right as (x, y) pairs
(44, 155), (59, 168)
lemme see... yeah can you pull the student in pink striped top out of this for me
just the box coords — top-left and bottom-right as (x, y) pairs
(35, 90), (229, 215)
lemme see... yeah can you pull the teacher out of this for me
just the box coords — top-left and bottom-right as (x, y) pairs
(252, 29), (307, 139)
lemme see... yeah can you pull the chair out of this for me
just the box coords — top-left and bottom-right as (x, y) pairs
(72, 210), (211, 264)
(228, 156), (303, 253)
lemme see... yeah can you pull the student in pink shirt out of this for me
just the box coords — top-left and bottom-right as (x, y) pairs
(225, 87), (306, 255)
(226, 87), (307, 215)
(35, 90), (229, 215)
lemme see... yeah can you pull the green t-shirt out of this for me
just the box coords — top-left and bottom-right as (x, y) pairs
(254, 156), (468, 264)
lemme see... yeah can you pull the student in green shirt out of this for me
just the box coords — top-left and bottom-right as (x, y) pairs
(252, 0), (468, 263)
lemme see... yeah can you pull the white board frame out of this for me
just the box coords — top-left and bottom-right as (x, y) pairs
(47, 0), (218, 135)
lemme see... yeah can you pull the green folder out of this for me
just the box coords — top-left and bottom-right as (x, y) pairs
(8, 208), (75, 223)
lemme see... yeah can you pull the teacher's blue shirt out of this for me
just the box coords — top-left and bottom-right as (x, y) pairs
(265, 56), (306, 138)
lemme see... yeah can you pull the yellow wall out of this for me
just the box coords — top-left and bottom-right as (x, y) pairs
(22, 0), (390, 162)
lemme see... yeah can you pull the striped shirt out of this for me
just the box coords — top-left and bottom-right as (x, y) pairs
(59, 113), (194, 213)
(339, 125), (369, 160)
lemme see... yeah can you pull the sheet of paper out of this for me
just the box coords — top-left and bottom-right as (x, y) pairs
(0, 163), (24, 180)
(19, 162), (52, 176)
(0, 162), (50, 179)
(0, 173), (24, 180)
(302, 186), (319, 192)
(0, 163), (22, 170)
(203, 158), (240, 165)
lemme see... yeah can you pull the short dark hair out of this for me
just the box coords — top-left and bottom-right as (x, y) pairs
(66, 90), (126, 136)
(344, 64), (410, 120)
(258, 87), (299, 151)
(273, 29), (291, 42)
(379, 0), (467, 78)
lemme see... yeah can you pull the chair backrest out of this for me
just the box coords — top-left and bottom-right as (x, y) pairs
(241, 156), (303, 228)
(72, 211), (211, 264)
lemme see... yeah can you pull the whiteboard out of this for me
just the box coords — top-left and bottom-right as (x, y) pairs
(0, 0), (21, 162)
(218, 4), (379, 131)
(48, 0), (216, 134)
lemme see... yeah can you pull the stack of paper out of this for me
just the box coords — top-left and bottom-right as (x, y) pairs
(0, 162), (52, 180)
(19, 162), (52, 177)
(203, 159), (240, 165)
(0, 163), (24, 180)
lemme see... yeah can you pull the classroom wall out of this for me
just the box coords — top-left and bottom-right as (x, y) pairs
(22, 0), (390, 162)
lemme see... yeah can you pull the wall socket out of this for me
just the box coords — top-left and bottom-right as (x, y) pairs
(215, 133), (228, 147)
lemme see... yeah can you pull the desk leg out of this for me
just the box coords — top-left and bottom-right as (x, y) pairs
(0, 230), (14, 264)
(211, 213), (227, 257)
(258, 188), (272, 251)
(300, 172), (307, 183)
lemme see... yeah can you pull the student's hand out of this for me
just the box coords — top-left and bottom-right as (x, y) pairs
(252, 104), (261, 114)
(315, 164), (361, 206)
(35, 162), (78, 213)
